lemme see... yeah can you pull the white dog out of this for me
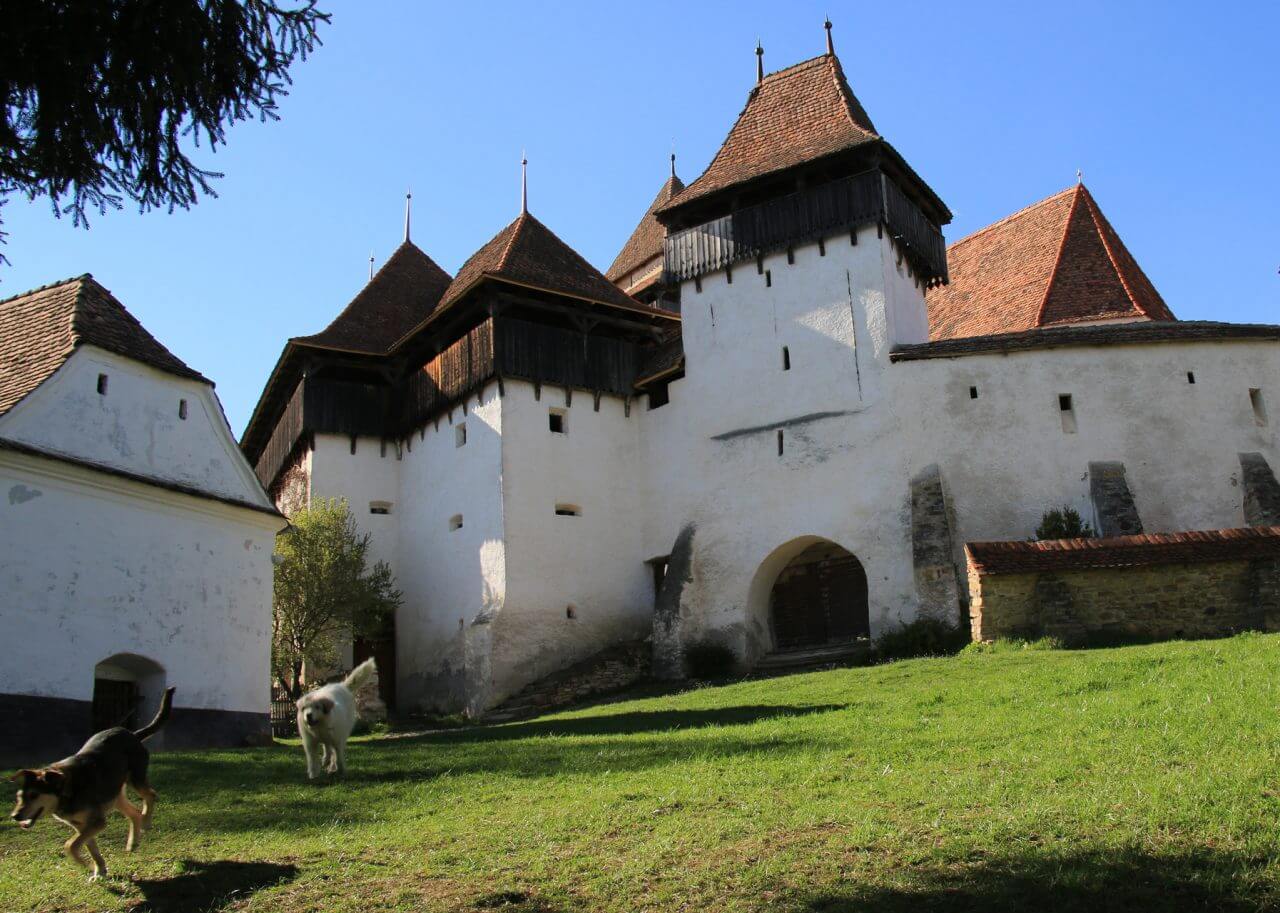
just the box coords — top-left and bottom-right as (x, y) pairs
(296, 658), (376, 779)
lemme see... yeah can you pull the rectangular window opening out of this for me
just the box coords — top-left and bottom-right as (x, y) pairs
(818, 237), (826, 257)
(554, 504), (582, 517)
(96, 373), (108, 395)
(448, 514), (463, 531)
(777, 429), (784, 456)
(765, 269), (772, 288)
(549, 409), (567, 434)
(1186, 371), (1196, 385)
(969, 386), (978, 400)
(1251, 388), (1268, 426)
(694, 276), (702, 294)
(455, 422), (467, 447)
(1058, 393), (1077, 434)
(648, 382), (669, 410)
(782, 346), (791, 371)
(178, 399), (188, 419)
(370, 501), (392, 516)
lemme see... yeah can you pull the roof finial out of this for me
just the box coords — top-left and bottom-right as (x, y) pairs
(825, 18), (834, 55)
(521, 151), (528, 214)
(756, 39), (764, 84)
(404, 189), (412, 242)
(1076, 168), (1083, 185)
(368, 251), (375, 281)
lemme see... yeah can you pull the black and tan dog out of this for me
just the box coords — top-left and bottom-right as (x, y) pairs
(9, 686), (175, 880)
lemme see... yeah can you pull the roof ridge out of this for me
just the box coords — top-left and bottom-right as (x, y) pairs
(1076, 185), (1149, 319)
(0, 273), (92, 308)
(495, 212), (529, 273)
(946, 185), (1077, 250)
(826, 54), (878, 136)
(759, 53), (830, 84)
(1033, 184), (1083, 326)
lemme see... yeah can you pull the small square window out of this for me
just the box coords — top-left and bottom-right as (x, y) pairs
(96, 374), (108, 395)
(549, 410), (567, 434)
(1059, 394), (1073, 412)
(455, 422), (467, 447)
(448, 514), (463, 531)
(555, 504), (582, 517)
(370, 501), (392, 516)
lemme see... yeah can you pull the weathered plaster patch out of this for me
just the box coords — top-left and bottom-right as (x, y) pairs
(8, 484), (42, 505)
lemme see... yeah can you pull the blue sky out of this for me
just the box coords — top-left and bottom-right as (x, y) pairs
(3, 1), (1277, 435)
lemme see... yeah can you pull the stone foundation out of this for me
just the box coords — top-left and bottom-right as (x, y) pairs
(966, 528), (1280, 645)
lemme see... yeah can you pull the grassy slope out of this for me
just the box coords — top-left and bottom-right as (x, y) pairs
(4, 635), (1280, 912)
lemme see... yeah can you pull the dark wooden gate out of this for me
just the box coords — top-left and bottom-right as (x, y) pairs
(353, 632), (397, 711)
(770, 543), (870, 651)
(92, 679), (139, 732)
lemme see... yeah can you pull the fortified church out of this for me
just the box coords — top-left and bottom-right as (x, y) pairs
(242, 26), (1280, 716)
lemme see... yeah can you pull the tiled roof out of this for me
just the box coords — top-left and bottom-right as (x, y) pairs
(295, 241), (452, 354)
(416, 211), (658, 336)
(890, 320), (1280, 362)
(926, 184), (1175, 340)
(0, 275), (206, 416)
(660, 53), (879, 213)
(606, 173), (685, 283)
(967, 527), (1280, 575)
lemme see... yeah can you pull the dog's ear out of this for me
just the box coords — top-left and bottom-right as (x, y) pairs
(38, 769), (66, 789)
(316, 697), (334, 714)
(9, 769), (35, 783)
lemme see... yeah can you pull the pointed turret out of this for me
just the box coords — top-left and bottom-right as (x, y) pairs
(606, 162), (685, 300)
(926, 184), (1175, 340)
(295, 241), (452, 354)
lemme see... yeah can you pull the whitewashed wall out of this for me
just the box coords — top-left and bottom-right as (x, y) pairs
(490, 380), (652, 706)
(0, 451), (280, 739)
(0, 346), (269, 508)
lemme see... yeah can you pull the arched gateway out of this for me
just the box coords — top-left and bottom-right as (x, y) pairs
(768, 540), (869, 651)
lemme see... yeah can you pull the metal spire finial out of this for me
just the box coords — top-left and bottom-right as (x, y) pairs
(670, 150), (676, 180)
(1076, 168), (1083, 185)
(368, 251), (374, 281)
(825, 18), (834, 55)
(404, 189), (412, 242)
(756, 39), (764, 84)
(521, 151), (528, 214)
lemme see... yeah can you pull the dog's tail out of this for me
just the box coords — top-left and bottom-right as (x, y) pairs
(133, 687), (176, 741)
(343, 658), (377, 693)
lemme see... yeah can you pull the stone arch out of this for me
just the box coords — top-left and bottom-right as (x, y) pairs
(92, 653), (166, 734)
(747, 536), (870, 654)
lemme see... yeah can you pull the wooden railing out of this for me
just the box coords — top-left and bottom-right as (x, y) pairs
(664, 169), (948, 285)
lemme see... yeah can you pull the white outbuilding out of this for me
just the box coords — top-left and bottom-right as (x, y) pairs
(0, 275), (286, 763)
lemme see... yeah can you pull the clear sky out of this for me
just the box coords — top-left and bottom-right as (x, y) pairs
(2, 1), (1277, 436)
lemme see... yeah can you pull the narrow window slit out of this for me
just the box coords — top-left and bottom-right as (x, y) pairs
(1250, 388), (1267, 426)
(96, 374), (108, 395)
(178, 399), (188, 419)
(782, 346), (791, 371)
(777, 429), (784, 456)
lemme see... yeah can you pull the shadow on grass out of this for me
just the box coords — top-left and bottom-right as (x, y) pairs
(789, 847), (1277, 912)
(453, 703), (847, 741)
(125, 860), (297, 912)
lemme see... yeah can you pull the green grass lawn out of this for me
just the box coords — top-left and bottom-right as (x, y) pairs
(6, 634), (1280, 912)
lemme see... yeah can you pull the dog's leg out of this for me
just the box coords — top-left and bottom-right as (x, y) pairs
(116, 789), (145, 852)
(319, 741), (331, 771)
(84, 836), (108, 881)
(133, 783), (158, 829)
(334, 739), (347, 775)
(300, 725), (322, 780)
(65, 819), (108, 880)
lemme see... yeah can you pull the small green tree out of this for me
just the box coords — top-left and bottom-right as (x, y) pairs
(272, 498), (401, 698)
(1035, 506), (1096, 541)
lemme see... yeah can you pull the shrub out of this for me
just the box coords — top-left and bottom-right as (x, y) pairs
(874, 617), (968, 662)
(1035, 506), (1096, 540)
(684, 640), (738, 680)
(962, 636), (1064, 655)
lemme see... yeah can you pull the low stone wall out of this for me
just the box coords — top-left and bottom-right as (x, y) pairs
(966, 528), (1280, 645)
(486, 639), (651, 721)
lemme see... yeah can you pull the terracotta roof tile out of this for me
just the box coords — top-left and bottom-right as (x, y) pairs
(926, 185), (1175, 340)
(416, 212), (660, 338)
(295, 241), (452, 354)
(0, 275), (206, 416)
(661, 53), (879, 213)
(607, 173), (685, 283)
(967, 527), (1280, 575)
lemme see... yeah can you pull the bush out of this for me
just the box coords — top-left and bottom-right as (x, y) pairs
(874, 617), (968, 663)
(962, 636), (1064, 655)
(1035, 506), (1095, 540)
(684, 640), (738, 680)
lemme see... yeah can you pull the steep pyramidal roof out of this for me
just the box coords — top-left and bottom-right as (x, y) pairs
(607, 172), (685, 283)
(0, 275), (206, 416)
(424, 211), (655, 329)
(926, 184), (1175, 341)
(295, 241), (452, 354)
(662, 53), (880, 212)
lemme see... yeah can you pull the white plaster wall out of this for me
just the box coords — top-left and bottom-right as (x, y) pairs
(392, 387), (506, 712)
(891, 339), (1280, 546)
(0, 346), (269, 508)
(0, 451), (279, 720)
(309, 432), (402, 571)
(491, 380), (651, 705)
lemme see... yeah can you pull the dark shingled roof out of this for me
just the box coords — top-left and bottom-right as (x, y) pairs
(635, 333), (684, 387)
(607, 173), (685, 283)
(890, 320), (1280, 362)
(294, 241), (452, 354)
(0, 274), (207, 416)
(660, 53), (879, 213)
(926, 184), (1175, 340)
(967, 527), (1280, 575)
(413, 211), (659, 339)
